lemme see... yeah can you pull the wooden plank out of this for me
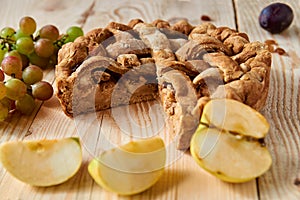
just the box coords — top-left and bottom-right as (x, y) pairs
(0, 0), (272, 199)
(0, 0), (93, 198)
(83, 1), (258, 199)
(0, 0), (94, 31)
(83, 0), (237, 30)
(84, 0), (257, 199)
(235, 0), (300, 199)
(0, 0), (94, 142)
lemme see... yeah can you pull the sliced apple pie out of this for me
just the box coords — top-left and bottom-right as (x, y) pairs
(55, 19), (271, 150)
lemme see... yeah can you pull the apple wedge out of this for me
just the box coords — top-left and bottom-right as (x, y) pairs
(200, 99), (270, 138)
(0, 137), (82, 186)
(88, 137), (166, 195)
(190, 99), (272, 183)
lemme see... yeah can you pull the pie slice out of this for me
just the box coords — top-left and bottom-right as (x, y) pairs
(55, 19), (271, 150)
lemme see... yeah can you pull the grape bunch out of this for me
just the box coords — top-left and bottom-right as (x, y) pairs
(0, 16), (84, 121)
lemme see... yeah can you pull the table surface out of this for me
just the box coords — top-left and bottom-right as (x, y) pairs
(0, 0), (300, 199)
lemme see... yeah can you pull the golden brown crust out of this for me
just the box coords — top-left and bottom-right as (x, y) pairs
(152, 19), (171, 29)
(171, 19), (194, 35)
(127, 18), (144, 28)
(55, 19), (272, 149)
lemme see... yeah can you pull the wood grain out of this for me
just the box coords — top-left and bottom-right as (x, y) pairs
(0, 0), (299, 199)
(83, 0), (237, 31)
(235, 0), (300, 199)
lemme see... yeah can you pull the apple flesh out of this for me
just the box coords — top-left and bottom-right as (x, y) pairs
(88, 137), (166, 195)
(0, 137), (82, 186)
(191, 125), (272, 182)
(200, 99), (270, 138)
(190, 99), (272, 183)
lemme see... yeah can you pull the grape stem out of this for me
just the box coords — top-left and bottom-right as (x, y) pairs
(53, 34), (68, 49)
(0, 37), (16, 51)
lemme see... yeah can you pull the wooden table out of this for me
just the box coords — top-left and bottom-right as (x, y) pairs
(0, 0), (299, 199)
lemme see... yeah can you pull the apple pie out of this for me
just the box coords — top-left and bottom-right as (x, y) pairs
(55, 19), (272, 150)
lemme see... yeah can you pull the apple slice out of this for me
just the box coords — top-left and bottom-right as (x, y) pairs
(201, 99), (270, 138)
(190, 99), (272, 183)
(0, 137), (82, 186)
(88, 137), (166, 195)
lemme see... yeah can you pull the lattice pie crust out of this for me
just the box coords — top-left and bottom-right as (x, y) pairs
(55, 19), (272, 149)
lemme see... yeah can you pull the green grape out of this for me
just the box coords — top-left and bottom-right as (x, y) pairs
(34, 38), (54, 58)
(0, 97), (15, 110)
(19, 16), (36, 36)
(22, 65), (43, 85)
(19, 53), (30, 69)
(39, 24), (59, 41)
(65, 26), (83, 43)
(0, 45), (8, 64)
(4, 50), (22, 60)
(0, 69), (4, 81)
(5, 78), (27, 100)
(5, 50), (29, 69)
(32, 81), (53, 101)
(14, 29), (27, 40)
(0, 82), (6, 100)
(14, 70), (23, 80)
(47, 53), (57, 68)
(15, 93), (35, 115)
(16, 37), (34, 55)
(0, 101), (9, 121)
(0, 27), (16, 39)
(1, 55), (23, 76)
(4, 51), (29, 73)
(14, 71), (22, 81)
(28, 52), (49, 69)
